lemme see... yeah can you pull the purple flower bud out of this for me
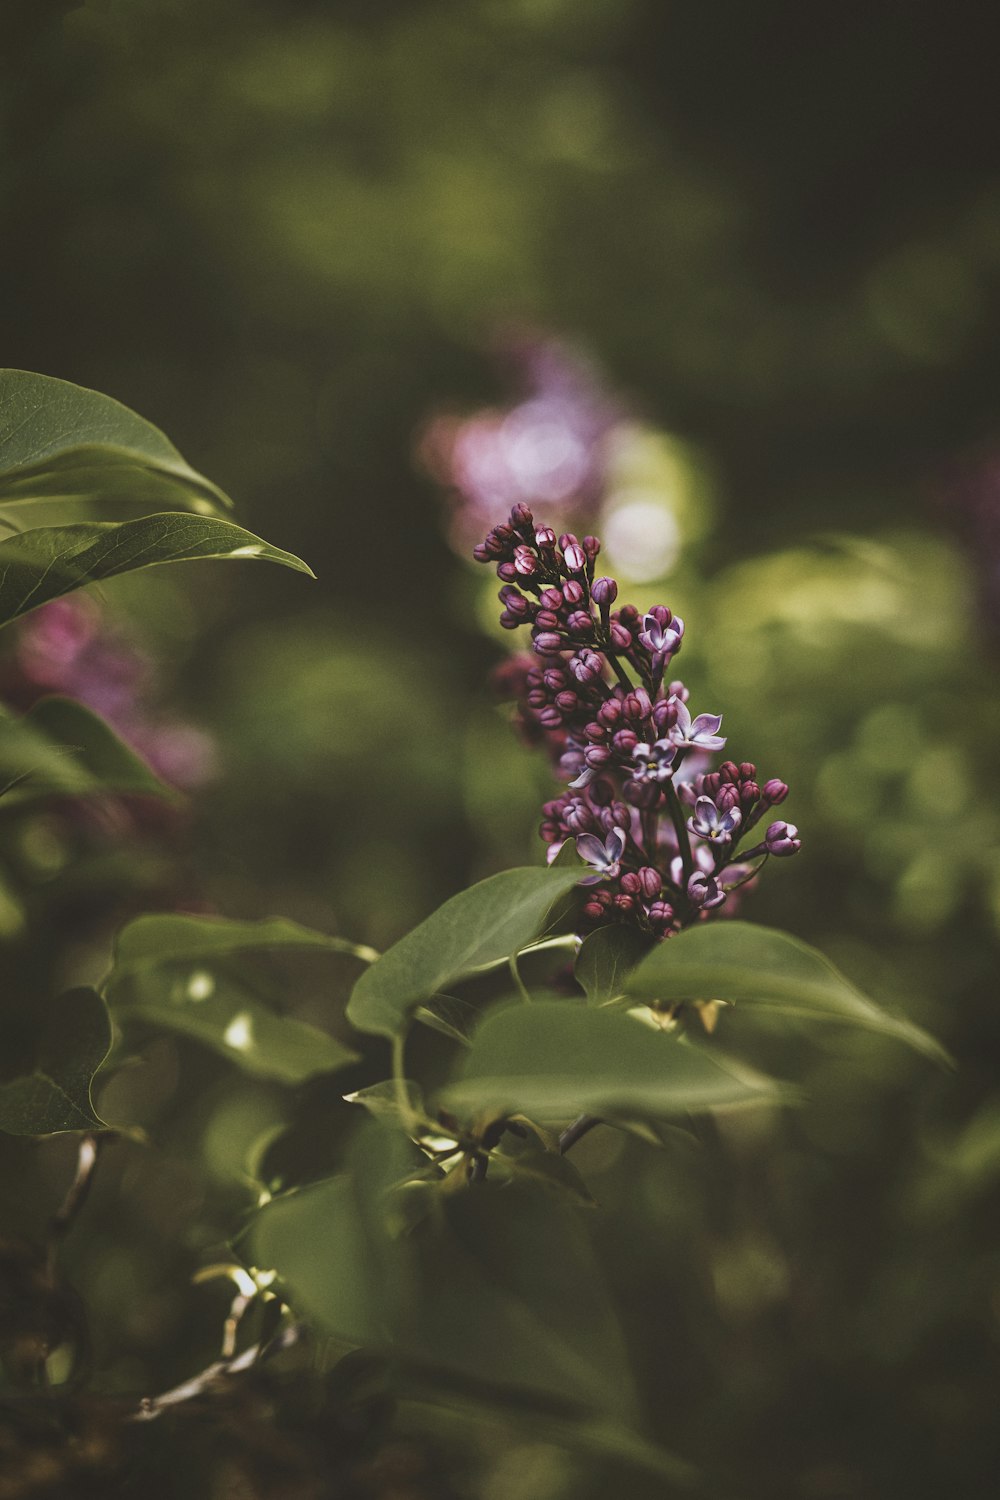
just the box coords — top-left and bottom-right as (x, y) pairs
(542, 668), (567, 690)
(540, 821), (561, 843)
(564, 798), (595, 832)
(638, 866), (662, 899)
(763, 778), (789, 805)
(765, 821), (801, 856)
(701, 772), (721, 798)
(510, 503), (534, 530)
(584, 721), (607, 743)
(608, 801), (632, 829)
(558, 533), (579, 552)
(567, 610), (594, 637)
(667, 680), (688, 702)
(535, 526), (557, 549)
(497, 562), (518, 582)
(716, 783), (740, 813)
(740, 780), (760, 810)
(620, 871), (642, 895)
(613, 893), (635, 914)
(514, 546), (538, 578)
(609, 622), (633, 650)
(591, 576), (618, 608)
(555, 690), (579, 713)
(562, 580), (586, 607)
(473, 543), (490, 563)
(624, 688), (652, 721)
(597, 699), (622, 727)
(582, 535), (601, 559)
(584, 744), (612, 768)
(613, 728), (639, 754)
(563, 542), (587, 574)
(719, 761), (740, 784)
(535, 609), (561, 632)
(739, 762), (756, 781)
(499, 610), (522, 629)
(533, 632), (563, 655)
(569, 649), (604, 683)
(582, 899), (606, 922)
(540, 587), (564, 611)
(538, 706), (562, 729)
(624, 777), (659, 808)
(648, 900), (675, 930)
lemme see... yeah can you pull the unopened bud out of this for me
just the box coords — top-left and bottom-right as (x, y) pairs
(620, 872), (642, 895)
(533, 632), (563, 655)
(535, 526), (557, 548)
(562, 580), (586, 606)
(591, 576), (618, 608)
(563, 542), (587, 574)
(638, 866), (662, 899)
(719, 761), (740, 784)
(763, 778), (789, 805)
(609, 622), (633, 650)
(765, 821), (801, 856)
(555, 690), (579, 713)
(582, 535), (601, 559)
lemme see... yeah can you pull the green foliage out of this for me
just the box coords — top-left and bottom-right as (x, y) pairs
(575, 925), (653, 1005)
(0, 988), (110, 1135)
(0, 369), (232, 519)
(347, 865), (583, 1038)
(623, 921), (951, 1065)
(440, 1001), (784, 1126)
(0, 696), (171, 804)
(0, 512), (312, 630)
(104, 915), (369, 1084)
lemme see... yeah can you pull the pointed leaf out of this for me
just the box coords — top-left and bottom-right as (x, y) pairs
(441, 1001), (783, 1124)
(0, 512), (312, 630)
(623, 921), (950, 1064)
(110, 912), (375, 974)
(347, 866), (584, 1039)
(0, 369), (231, 517)
(575, 925), (653, 1005)
(105, 914), (370, 1084)
(0, 988), (110, 1135)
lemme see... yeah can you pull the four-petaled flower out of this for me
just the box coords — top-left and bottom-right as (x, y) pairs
(639, 612), (684, 656)
(576, 826), (627, 883)
(688, 795), (742, 844)
(668, 699), (727, 753)
(631, 738), (678, 783)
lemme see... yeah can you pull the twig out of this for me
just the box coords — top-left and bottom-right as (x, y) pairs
(46, 1134), (105, 1277)
(130, 1322), (302, 1422)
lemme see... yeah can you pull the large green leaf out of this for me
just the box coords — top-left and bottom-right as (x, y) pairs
(0, 696), (171, 805)
(110, 912), (375, 973)
(105, 914), (371, 1084)
(0, 988), (110, 1135)
(247, 1126), (635, 1419)
(575, 925), (653, 1005)
(441, 1001), (782, 1124)
(623, 921), (949, 1064)
(0, 512), (312, 630)
(0, 369), (231, 518)
(347, 866), (584, 1039)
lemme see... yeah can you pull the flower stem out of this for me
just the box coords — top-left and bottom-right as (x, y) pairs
(664, 779), (694, 883)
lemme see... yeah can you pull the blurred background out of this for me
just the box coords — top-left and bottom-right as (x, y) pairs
(1, 2), (1000, 1495)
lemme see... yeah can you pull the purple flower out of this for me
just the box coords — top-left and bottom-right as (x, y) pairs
(687, 870), (727, 910)
(688, 795), (742, 845)
(668, 699), (727, 754)
(630, 738), (678, 783)
(765, 821), (801, 856)
(638, 611), (684, 657)
(576, 826), (627, 883)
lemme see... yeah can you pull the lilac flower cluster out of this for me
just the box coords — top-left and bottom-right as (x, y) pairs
(476, 506), (801, 937)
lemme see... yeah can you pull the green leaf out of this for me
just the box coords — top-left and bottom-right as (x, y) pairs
(0, 988), (110, 1135)
(0, 696), (171, 805)
(440, 1001), (783, 1124)
(110, 912), (376, 974)
(0, 369), (231, 518)
(575, 925), (654, 1005)
(0, 512), (313, 630)
(623, 921), (951, 1065)
(347, 866), (584, 1039)
(105, 914), (370, 1084)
